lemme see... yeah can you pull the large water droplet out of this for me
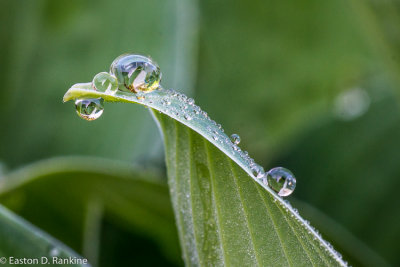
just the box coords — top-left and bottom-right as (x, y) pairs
(75, 98), (104, 121)
(230, 134), (241, 145)
(110, 54), (161, 93)
(266, 167), (296, 197)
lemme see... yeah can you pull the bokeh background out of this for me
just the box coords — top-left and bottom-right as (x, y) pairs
(0, 0), (399, 266)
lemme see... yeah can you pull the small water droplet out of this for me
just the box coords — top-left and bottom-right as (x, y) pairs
(230, 134), (241, 145)
(75, 98), (104, 121)
(184, 114), (192, 121)
(251, 164), (265, 179)
(110, 54), (161, 93)
(212, 135), (218, 141)
(266, 167), (296, 197)
(187, 98), (194, 105)
(136, 92), (145, 100)
(92, 72), (118, 93)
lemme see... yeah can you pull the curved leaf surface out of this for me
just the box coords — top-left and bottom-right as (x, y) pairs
(63, 84), (347, 266)
(0, 157), (181, 266)
(0, 204), (89, 266)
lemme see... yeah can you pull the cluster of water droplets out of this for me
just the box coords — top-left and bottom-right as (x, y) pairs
(74, 53), (161, 121)
(70, 54), (348, 266)
(72, 53), (297, 197)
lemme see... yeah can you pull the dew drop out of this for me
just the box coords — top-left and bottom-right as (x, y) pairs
(251, 164), (265, 179)
(266, 167), (296, 197)
(187, 98), (194, 105)
(92, 72), (118, 93)
(136, 92), (145, 100)
(230, 134), (241, 145)
(184, 114), (192, 121)
(75, 98), (104, 121)
(110, 54), (161, 93)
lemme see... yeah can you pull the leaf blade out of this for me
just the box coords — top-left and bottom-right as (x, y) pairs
(0, 157), (181, 266)
(0, 204), (89, 266)
(63, 85), (347, 266)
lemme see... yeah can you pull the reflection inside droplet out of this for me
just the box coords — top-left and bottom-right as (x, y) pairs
(110, 54), (161, 93)
(75, 98), (104, 121)
(266, 167), (296, 197)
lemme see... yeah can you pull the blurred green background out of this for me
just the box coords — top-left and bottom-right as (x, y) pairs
(0, 0), (399, 266)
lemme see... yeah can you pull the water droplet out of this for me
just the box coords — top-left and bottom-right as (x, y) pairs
(266, 167), (296, 197)
(212, 135), (218, 141)
(251, 164), (265, 179)
(230, 134), (241, 145)
(92, 72), (118, 93)
(184, 114), (192, 121)
(75, 98), (104, 121)
(187, 98), (194, 105)
(110, 54), (161, 93)
(136, 92), (145, 100)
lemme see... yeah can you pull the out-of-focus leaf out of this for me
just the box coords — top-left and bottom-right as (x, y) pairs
(195, 0), (397, 160)
(0, 0), (198, 167)
(0, 157), (181, 267)
(64, 84), (348, 266)
(0, 204), (89, 266)
(278, 94), (400, 266)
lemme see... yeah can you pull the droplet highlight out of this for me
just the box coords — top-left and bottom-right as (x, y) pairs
(75, 98), (104, 121)
(110, 54), (161, 93)
(266, 167), (296, 197)
(92, 72), (118, 93)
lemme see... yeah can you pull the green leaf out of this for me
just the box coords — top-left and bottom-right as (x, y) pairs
(64, 84), (348, 266)
(195, 0), (379, 158)
(0, 157), (181, 266)
(0, 203), (89, 266)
